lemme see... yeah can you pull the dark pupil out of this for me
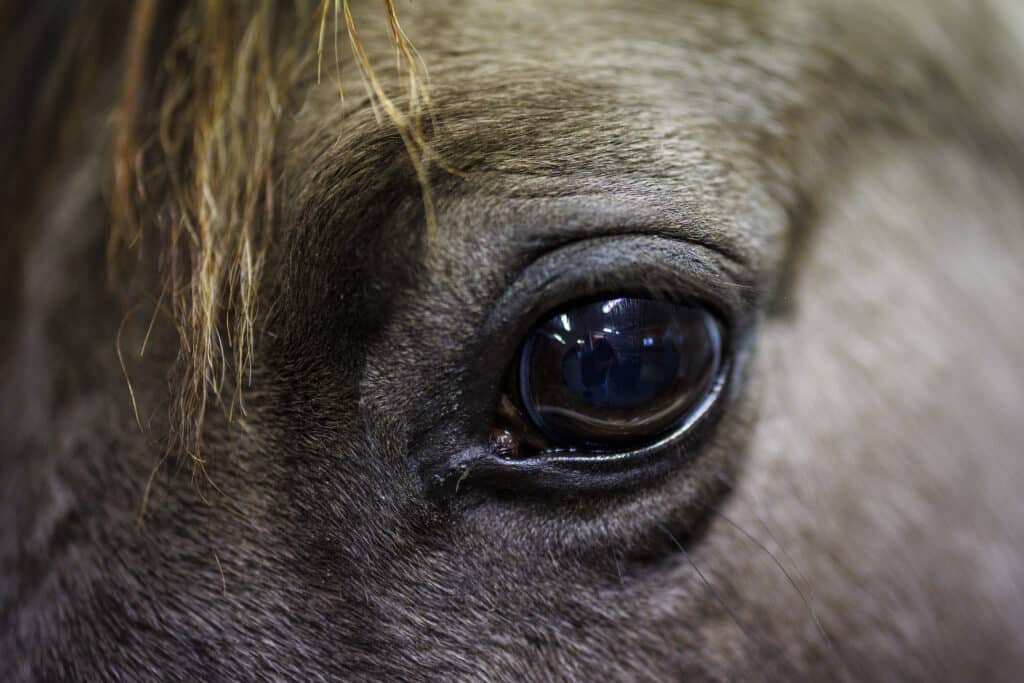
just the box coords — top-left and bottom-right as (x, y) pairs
(563, 329), (679, 407)
(519, 297), (722, 448)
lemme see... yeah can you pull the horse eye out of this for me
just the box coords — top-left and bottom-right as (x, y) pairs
(517, 297), (724, 449)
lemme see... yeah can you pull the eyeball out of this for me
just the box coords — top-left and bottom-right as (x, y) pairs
(517, 297), (724, 449)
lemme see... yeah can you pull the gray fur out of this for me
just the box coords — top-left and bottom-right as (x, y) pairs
(3, 1), (1024, 680)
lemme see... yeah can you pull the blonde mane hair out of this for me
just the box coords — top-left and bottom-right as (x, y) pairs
(107, 0), (430, 479)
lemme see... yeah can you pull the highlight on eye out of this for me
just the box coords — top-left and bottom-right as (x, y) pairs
(515, 296), (724, 450)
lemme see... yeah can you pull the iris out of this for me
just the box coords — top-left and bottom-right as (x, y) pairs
(518, 297), (723, 448)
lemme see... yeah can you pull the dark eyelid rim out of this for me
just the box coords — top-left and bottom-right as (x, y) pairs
(445, 359), (733, 496)
(481, 233), (756, 347)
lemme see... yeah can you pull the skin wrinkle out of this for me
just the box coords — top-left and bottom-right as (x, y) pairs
(2, 1), (1024, 681)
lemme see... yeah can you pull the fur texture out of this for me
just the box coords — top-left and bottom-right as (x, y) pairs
(2, 1), (1024, 680)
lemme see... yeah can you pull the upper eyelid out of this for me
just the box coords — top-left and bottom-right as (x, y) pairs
(515, 229), (753, 288)
(435, 191), (759, 276)
(476, 234), (757, 367)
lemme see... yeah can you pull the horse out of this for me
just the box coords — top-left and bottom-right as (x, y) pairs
(2, 1), (1023, 680)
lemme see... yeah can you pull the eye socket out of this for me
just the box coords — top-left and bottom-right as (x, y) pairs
(516, 297), (724, 450)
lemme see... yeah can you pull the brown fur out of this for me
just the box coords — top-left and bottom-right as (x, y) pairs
(106, 1), (429, 473)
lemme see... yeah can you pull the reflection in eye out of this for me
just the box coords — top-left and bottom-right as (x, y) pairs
(518, 297), (724, 449)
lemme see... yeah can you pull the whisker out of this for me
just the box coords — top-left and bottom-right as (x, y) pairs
(656, 523), (767, 670)
(701, 483), (851, 680)
(611, 550), (625, 586)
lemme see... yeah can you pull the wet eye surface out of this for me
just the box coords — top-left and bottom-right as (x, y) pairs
(518, 297), (724, 449)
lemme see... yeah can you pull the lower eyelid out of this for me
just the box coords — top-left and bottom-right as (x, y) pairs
(423, 356), (735, 498)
